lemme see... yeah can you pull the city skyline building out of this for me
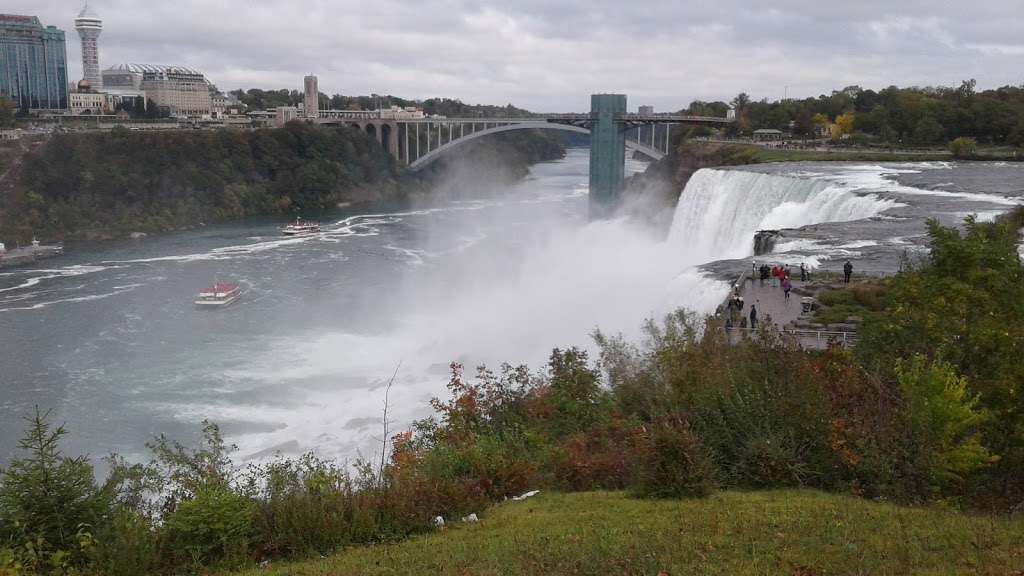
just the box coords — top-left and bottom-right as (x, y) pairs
(74, 4), (102, 89)
(103, 63), (212, 118)
(303, 74), (318, 118)
(0, 14), (68, 111)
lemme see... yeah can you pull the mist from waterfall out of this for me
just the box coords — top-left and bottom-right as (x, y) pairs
(211, 162), (901, 461)
(0, 153), (919, 466)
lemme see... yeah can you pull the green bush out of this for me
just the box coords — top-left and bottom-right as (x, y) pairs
(732, 433), (812, 488)
(630, 419), (716, 498)
(543, 420), (637, 491)
(895, 356), (995, 500)
(90, 510), (159, 576)
(164, 486), (254, 569)
(949, 136), (977, 158)
(244, 453), (357, 557)
(858, 215), (1024, 506)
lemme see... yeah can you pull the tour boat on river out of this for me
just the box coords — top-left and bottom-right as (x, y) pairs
(194, 282), (241, 308)
(282, 218), (321, 235)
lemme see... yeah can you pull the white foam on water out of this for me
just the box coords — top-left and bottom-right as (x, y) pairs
(0, 283), (143, 313)
(954, 210), (1005, 223)
(0, 265), (124, 294)
(774, 239), (828, 253)
(838, 240), (879, 249)
(820, 164), (1021, 205)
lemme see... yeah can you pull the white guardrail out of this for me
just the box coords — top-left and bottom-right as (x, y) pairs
(722, 327), (858, 349)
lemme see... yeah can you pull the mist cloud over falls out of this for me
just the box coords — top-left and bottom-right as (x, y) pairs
(218, 158), (904, 463)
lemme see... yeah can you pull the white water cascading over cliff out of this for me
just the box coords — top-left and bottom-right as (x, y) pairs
(664, 169), (900, 265)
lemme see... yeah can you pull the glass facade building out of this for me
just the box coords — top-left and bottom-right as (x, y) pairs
(0, 14), (68, 111)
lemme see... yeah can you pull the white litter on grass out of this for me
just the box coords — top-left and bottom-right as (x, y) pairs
(512, 490), (540, 501)
(433, 516), (445, 528)
(462, 513), (479, 523)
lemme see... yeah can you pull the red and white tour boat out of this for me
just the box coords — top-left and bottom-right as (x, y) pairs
(281, 218), (321, 235)
(194, 282), (242, 307)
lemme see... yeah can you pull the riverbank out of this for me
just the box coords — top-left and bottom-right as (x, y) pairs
(0, 242), (63, 269)
(229, 490), (1024, 576)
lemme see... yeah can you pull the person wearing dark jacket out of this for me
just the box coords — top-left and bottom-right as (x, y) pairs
(749, 304), (758, 329)
(843, 260), (853, 283)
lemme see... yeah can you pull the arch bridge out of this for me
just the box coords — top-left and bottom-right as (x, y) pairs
(317, 95), (732, 216)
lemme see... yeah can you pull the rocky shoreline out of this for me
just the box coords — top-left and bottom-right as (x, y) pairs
(0, 243), (64, 270)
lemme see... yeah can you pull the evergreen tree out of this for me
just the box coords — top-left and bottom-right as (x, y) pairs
(0, 408), (109, 567)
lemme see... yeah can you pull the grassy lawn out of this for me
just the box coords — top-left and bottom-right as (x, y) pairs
(230, 490), (1024, 576)
(727, 143), (1019, 163)
(812, 280), (888, 325)
(751, 146), (952, 163)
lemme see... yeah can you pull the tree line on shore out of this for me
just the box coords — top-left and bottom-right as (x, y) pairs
(0, 123), (565, 245)
(1, 208), (1021, 575)
(228, 89), (534, 119)
(687, 80), (1024, 148)
(1, 122), (398, 244)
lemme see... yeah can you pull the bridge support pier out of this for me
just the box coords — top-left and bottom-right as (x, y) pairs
(588, 94), (627, 218)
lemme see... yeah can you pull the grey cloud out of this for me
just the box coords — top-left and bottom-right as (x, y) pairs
(9, 0), (1023, 111)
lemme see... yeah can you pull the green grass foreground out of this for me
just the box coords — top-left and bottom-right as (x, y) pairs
(230, 490), (1024, 576)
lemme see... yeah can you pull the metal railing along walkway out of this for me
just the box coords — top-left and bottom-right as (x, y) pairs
(722, 326), (857, 349)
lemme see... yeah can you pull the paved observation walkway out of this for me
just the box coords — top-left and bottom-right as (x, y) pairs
(741, 275), (806, 330)
(723, 272), (857, 349)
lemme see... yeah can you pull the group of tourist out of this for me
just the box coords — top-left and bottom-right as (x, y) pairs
(724, 284), (757, 331)
(755, 261), (810, 302)
(725, 259), (856, 333)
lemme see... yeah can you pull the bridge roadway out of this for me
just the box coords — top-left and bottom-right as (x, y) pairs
(315, 94), (732, 217)
(314, 113), (732, 170)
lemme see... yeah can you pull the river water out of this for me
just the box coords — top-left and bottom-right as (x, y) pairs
(1, 150), (1021, 465)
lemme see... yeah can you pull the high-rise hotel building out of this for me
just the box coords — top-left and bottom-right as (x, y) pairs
(74, 4), (103, 89)
(0, 14), (68, 111)
(103, 64), (212, 118)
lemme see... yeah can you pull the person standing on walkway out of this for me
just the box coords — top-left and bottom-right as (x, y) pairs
(749, 304), (758, 330)
(843, 260), (853, 284)
(782, 277), (792, 301)
(800, 262), (807, 282)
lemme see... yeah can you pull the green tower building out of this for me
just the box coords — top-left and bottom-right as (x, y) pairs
(588, 94), (626, 218)
(0, 14), (68, 112)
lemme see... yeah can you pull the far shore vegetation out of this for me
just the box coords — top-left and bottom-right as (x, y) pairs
(0, 123), (564, 246)
(2, 207), (1022, 575)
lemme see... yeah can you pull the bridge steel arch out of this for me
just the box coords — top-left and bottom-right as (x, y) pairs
(405, 121), (666, 172)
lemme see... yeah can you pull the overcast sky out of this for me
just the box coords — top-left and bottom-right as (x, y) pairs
(15, 1), (1024, 111)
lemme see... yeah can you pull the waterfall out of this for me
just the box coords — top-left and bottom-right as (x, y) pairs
(665, 169), (898, 264)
